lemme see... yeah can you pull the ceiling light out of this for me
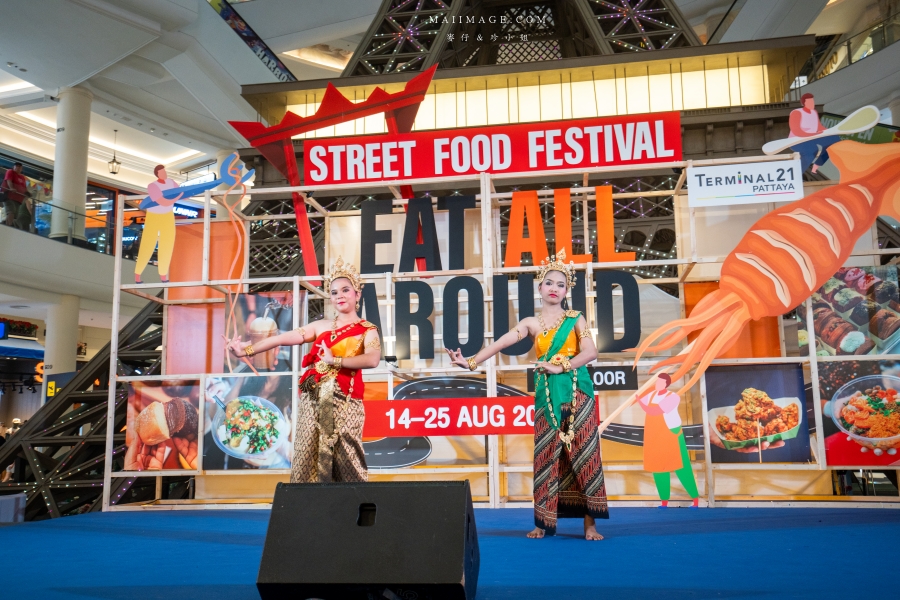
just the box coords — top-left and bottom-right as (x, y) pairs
(108, 129), (121, 175)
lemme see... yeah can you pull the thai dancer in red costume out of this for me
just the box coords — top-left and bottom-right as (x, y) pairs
(226, 257), (380, 482)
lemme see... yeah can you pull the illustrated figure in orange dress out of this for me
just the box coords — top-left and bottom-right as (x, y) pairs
(227, 257), (380, 482)
(637, 374), (699, 508)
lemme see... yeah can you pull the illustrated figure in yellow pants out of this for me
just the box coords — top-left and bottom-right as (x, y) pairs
(637, 373), (700, 508)
(135, 165), (182, 283)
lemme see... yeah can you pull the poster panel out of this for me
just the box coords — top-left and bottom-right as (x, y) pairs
(818, 360), (900, 466)
(704, 365), (812, 464)
(125, 380), (201, 471)
(202, 375), (293, 470)
(803, 266), (900, 357)
(222, 292), (295, 374)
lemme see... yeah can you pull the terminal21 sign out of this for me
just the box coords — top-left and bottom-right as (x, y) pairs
(303, 112), (682, 184)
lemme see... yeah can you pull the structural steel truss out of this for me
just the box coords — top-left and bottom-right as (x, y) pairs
(344, 0), (700, 76)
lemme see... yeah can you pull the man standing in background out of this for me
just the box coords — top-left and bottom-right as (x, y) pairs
(1, 162), (31, 228)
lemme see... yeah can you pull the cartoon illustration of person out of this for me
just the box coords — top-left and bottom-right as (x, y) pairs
(135, 165), (182, 284)
(637, 373), (700, 508)
(789, 92), (842, 174)
(132, 154), (254, 284)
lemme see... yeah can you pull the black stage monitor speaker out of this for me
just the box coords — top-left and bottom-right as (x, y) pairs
(257, 480), (480, 600)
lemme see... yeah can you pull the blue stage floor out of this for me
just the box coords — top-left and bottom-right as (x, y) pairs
(2, 507), (899, 599)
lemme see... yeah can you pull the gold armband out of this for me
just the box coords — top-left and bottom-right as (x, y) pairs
(549, 354), (571, 372)
(244, 344), (255, 357)
(366, 337), (382, 349)
(295, 327), (307, 339)
(512, 327), (523, 341)
(577, 329), (591, 340)
(467, 357), (478, 371)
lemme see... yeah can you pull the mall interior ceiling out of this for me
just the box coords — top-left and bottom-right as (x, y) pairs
(0, 0), (899, 405)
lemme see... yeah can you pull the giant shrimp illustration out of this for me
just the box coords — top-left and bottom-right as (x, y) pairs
(632, 140), (900, 394)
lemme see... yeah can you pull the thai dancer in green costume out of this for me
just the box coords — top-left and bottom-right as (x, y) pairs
(446, 250), (608, 540)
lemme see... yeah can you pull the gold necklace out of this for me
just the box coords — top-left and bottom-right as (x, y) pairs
(538, 311), (565, 338)
(331, 316), (360, 341)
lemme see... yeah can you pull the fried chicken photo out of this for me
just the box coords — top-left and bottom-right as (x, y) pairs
(716, 388), (800, 442)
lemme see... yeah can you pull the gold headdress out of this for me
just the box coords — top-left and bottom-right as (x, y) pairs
(324, 256), (362, 292)
(537, 248), (576, 288)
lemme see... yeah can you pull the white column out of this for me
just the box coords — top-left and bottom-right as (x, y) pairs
(44, 294), (80, 378)
(50, 87), (93, 241)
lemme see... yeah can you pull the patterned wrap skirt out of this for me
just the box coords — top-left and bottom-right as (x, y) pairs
(533, 389), (608, 535)
(290, 375), (367, 483)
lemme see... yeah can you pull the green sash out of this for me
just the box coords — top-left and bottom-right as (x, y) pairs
(534, 312), (593, 430)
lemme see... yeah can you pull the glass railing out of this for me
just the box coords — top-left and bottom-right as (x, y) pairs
(805, 11), (900, 82)
(3, 197), (122, 255)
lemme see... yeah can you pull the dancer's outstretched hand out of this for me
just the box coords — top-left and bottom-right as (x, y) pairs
(223, 334), (249, 357)
(445, 348), (470, 369)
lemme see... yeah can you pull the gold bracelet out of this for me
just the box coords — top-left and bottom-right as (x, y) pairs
(467, 357), (478, 371)
(244, 344), (255, 357)
(549, 354), (571, 372)
(334, 356), (342, 370)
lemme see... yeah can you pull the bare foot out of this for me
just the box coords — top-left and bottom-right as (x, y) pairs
(584, 515), (604, 540)
(526, 527), (545, 539)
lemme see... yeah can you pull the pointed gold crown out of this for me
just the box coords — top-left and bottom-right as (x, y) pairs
(537, 248), (576, 288)
(324, 256), (362, 292)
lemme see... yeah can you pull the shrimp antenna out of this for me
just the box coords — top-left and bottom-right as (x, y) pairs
(631, 289), (751, 395)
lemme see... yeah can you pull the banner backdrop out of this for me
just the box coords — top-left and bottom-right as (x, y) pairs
(304, 112), (682, 184)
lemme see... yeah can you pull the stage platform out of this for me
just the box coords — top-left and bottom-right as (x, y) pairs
(2, 507), (899, 599)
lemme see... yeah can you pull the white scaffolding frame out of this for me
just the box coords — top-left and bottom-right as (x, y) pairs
(102, 154), (900, 511)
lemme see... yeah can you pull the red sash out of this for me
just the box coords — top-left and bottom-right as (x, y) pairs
(300, 321), (374, 397)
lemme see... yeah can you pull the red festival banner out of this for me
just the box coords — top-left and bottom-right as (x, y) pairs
(362, 396), (600, 438)
(303, 112), (682, 185)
